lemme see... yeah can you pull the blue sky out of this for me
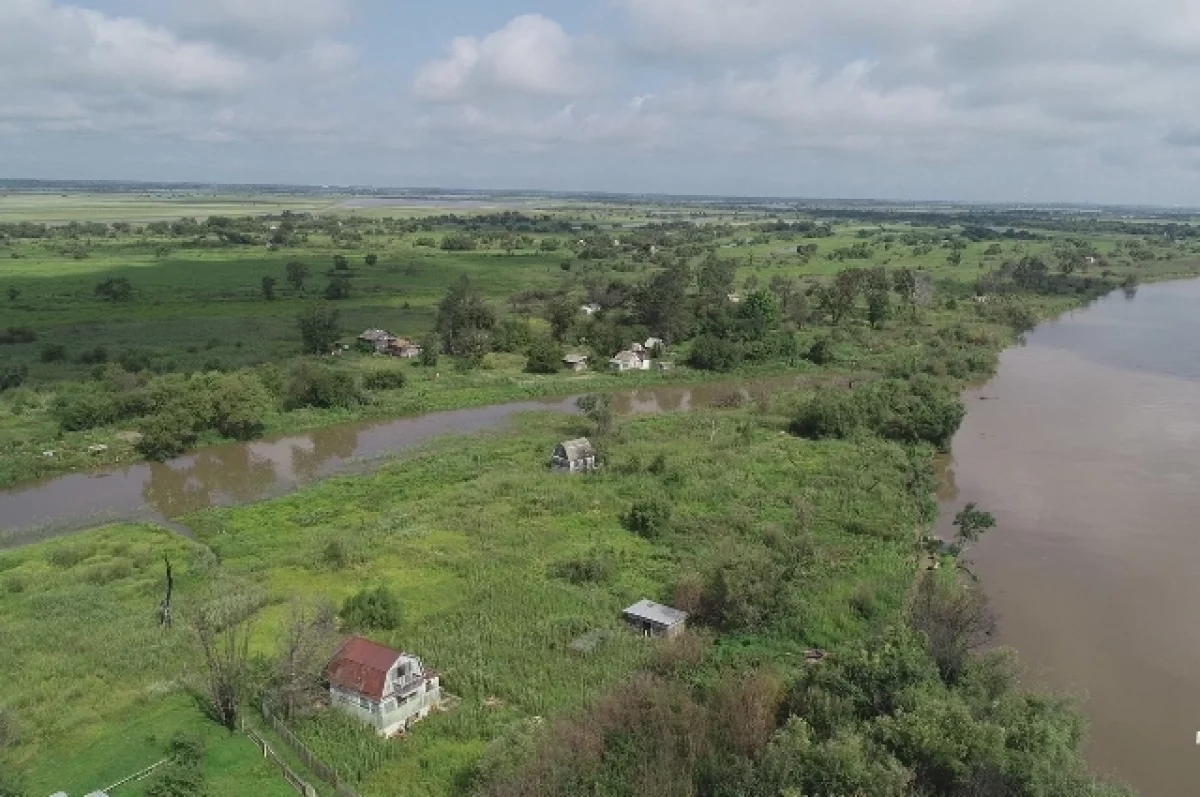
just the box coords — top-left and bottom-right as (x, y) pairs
(3, 0), (1200, 204)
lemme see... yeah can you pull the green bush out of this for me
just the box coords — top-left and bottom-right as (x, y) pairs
(554, 547), (620, 584)
(51, 384), (120, 431)
(623, 497), (673, 540)
(805, 337), (836, 365)
(0, 365), (27, 392)
(363, 368), (408, 390)
(524, 336), (564, 374)
(341, 585), (402, 631)
(790, 389), (862, 441)
(0, 327), (36, 345)
(211, 372), (274, 439)
(792, 377), (964, 451)
(688, 335), (743, 372)
(39, 343), (67, 363)
(76, 345), (108, 365)
(284, 361), (361, 410)
(136, 411), (200, 461)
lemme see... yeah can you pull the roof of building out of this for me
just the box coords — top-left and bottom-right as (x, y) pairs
(327, 636), (403, 701)
(359, 329), (393, 341)
(610, 350), (641, 364)
(563, 353), (589, 364)
(645, 337), (664, 347)
(558, 438), (596, 461)
(623, 600), (688, 628)
(386, 337), (418, 349)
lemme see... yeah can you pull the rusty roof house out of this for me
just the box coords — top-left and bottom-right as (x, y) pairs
(552, 438), (597, 473)
(326, 636), (441, 737)
(623, 600), (688, 639)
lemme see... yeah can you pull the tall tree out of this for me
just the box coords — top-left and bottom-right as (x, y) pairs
(272, 599), (339, 720)
(636, 261), (691, 342)
(697, 254), (737, 300)
(191, 586), (261, 730)
(260, 276), (276, 301)
(297, 303), (341, 354)
(285, 260), (309, 293)
(435, 276), (495, 354)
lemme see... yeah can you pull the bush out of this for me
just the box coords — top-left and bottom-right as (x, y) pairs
(790, 389), (862, 441)
(624, 497), (673, 540)
(805, 337), (836, 365)
(77, 345), (108, 365)
(0, 327), (36, 345)
(95, 277), (133, 302)
(688, 335), (743, 372)
(136, 411), (199, 461)
(341, 585), (402, 631)
(0, 365), (27, 392)
(440, 233), (476, 251)
(363, 369), (408, 390)
(39, 343), (67, 362)
(284, 361), (361, 410)
(211, 372), (274, 439)
(524, 336), (564, 374)
(791, 376), (964, 451)
(51, 384), (120, 431)
(554, 547), (620, 584)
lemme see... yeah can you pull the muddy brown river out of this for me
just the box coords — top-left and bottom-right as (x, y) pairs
(0, 378), (798, 547)
(936, 278), (1200, 795)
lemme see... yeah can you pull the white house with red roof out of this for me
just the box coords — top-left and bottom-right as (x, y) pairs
(326, 636), (442, 736)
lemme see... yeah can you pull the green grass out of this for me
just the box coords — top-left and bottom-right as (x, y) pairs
(0, 401), (927, 795)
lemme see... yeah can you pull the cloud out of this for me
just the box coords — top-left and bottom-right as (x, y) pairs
(0, 0), (249, 98)
(156, 0), (352, 52)
(414, 15), (591, 102)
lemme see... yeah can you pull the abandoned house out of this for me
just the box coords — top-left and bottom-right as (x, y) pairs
(385, 338), (422, 359)
(326, 636), (442, 737)
(609, 350), (650, 372)
(358, 328), (395, 353)
(552, 438), (597, 473)
(623, 600), (688, 639)
(563, 353), (589, 372)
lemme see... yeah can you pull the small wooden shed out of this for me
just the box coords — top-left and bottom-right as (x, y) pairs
(552, 438), (597, 473)
(623, 600), (688, 639)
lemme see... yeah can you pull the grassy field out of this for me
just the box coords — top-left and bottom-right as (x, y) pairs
(0, 400), (925, 795)
(0, 193), (340, 223)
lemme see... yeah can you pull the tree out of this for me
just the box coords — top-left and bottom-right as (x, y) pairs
(333, 254), (349, 271)
(624, 497), (672, 539)
(260, 276), (276, 301)
(952, 503), (996, 554)
(284, 361), (360, 410)
(323, 275), (351, 300)
(440, 233), (476, 251)
(636, 261), (692, 342)
(6, 287), (17, 303)
(867, 290), (890, 328)
(212, 372), (274, 440)
(273, 599), (339, 720)
(297, 303), (341, 354)
(95, 277), (133, 302)
(341, 586), (401, 631)
(364, 253), (378, 267)
(285, 260), (309, 292)
(697, 254), (737, 300)
(191, 585), (261, 730)
(948, 249), (963, 267)
(688, 335), (742, 372)
(822, 268), (863, 324)
(577, 394), (614, 437)
(435, 276), (495, 354)
(418, 332), (440, 367)
(136, 411), (199, 461)
(547, 297), (577, 342)
(908, 573), (996, 684)
(525, 336), (563, 374)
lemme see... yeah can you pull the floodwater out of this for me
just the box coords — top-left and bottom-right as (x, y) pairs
(0, 376), (803, 548)
(936, 278), (1200, 795)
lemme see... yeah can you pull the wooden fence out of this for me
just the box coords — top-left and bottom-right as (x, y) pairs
(244, 726), (319, 797)
(261, 702), (361, 797)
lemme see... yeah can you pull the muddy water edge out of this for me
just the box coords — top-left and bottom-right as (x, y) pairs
(936, 278), (1200, 795)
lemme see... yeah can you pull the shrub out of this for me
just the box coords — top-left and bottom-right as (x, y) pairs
(688, 335), (743, 372)
(211, 372), (274, 440)
(0, 327), (36, 345)
(94, 277), (133, 302)
(0, 365), (27, 392)
(792, 377), (964, 451)
(284, 361), (361, 410)
(553, 547), (620, 584)
(341, 585), (402, 631)
(805, 337), (836, 365)
(623, 497), (673, 540)
(790, 389), (862, 440)
(39, 343), (67, 362)
(440, 233), (476, 251)
(363, 369), (408, 390)
(51, 384), (120, 431)
(136, 411), (200, 461)
(524, 336), (564, 374)
(76, 345), (108, 365)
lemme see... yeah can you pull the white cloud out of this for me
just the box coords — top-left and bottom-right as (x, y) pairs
(414, 14), (591, 102)
(0, 0), (249, 98)
(157, 0), (352, 52)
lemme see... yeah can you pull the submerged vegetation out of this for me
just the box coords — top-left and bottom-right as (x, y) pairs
(3, 192), (1199, 794)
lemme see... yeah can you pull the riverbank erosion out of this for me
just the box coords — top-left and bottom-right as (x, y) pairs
(0, 388), (1127, 795)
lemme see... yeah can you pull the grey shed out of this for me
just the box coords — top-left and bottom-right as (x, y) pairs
(623, 600), (688, 639)
(552, 438), (597, 473)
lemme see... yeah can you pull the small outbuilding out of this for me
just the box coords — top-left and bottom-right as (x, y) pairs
(623, 600), (688, 639)
(580, 303), (602, 316)
(552, 438), (597, 473)
(358, 328), (395, 353)
(385, 338), (423, 359)
(563, 353), (589, 372)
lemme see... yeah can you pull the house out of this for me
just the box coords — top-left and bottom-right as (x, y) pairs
(552, 438), (597, 473)
(727, 293), (743, 304)
(563, 353), (589, 372)
(358, 329), (395, 353)
(644, 337), (665, 353)
(609, 350), (650, 372)
(385, 338), (422, 359)
(623, 600), (688, 639)
(580, 303), (602, 316)
(327, 636), (442, 737)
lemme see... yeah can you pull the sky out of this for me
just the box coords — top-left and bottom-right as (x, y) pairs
(3, 0), (1200, 204)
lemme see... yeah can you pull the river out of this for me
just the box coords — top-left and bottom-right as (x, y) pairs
(936, 278), (1200, 795)
(0, 377), (800, 548)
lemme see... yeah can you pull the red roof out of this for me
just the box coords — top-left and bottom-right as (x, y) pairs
(327, 636), (402, 701)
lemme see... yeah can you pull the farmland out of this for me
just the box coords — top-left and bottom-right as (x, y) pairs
(3, 188), (1200, 795)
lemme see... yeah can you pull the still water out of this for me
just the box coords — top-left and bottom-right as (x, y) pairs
(0, 377), (802, 547)
(937, 279), (1200, 795)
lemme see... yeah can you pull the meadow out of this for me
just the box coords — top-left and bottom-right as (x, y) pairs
(3, 191), (1200, 795)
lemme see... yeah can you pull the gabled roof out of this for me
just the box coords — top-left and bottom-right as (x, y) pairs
(624, 600), (688, 628)
(558, 438), (595, 461)
(563, 353), (589, 364)
(610, 350), (641, 364)
(359, 329), (393, 341)
(327, 636), (402, 701)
